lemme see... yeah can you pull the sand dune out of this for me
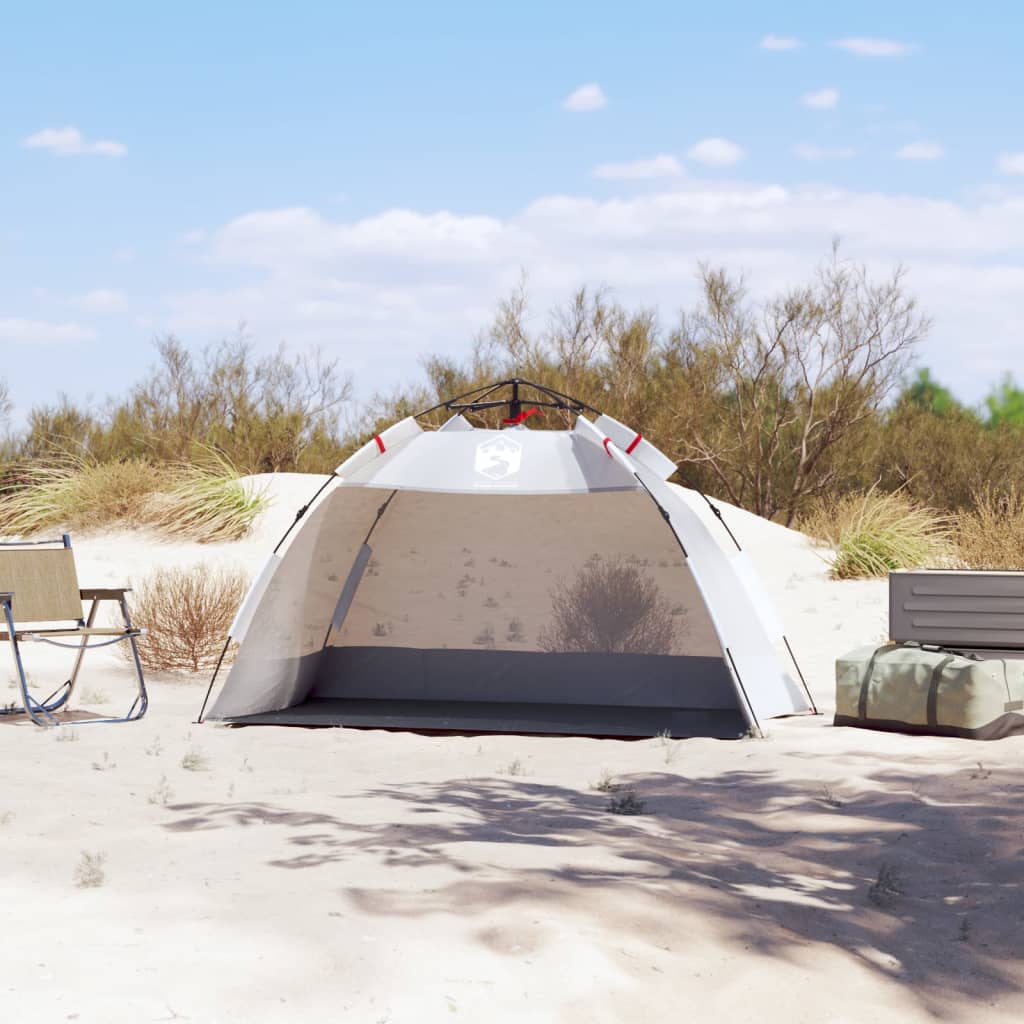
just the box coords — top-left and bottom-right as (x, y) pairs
(1, 474), (1021, 1022)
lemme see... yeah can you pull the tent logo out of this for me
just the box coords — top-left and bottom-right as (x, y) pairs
(474, 437), (522, 480)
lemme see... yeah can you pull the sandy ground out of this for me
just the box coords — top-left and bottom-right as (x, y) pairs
(1, 474), (1022, 1023)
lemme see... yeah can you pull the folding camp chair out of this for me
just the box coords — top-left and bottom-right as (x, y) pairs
(0, 534), (148, 726)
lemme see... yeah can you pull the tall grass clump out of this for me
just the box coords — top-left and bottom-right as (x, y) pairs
(956, 487), (1024, 570)
(801, 489), (951, 580)
(0, 448), (265, 542)
(0, 455), (165, 537)
(123, 564), (248, 673)
(146, 449), (267, 543)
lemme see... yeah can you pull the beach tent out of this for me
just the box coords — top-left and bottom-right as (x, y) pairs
(200, 380), (815, 738)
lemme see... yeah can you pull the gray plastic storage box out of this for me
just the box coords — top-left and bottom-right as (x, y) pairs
(889, 570), (1024, 652)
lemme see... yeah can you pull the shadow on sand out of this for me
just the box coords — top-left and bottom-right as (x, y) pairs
(166, 763), (1024, 1014)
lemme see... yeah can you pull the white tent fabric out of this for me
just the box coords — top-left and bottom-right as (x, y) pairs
(205, 411), (813, 737)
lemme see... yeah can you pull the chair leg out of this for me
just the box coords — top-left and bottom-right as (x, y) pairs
(65, 597), (100, 708)
(57, 596), (148, 726)
(2, 600), (57, 727)
(1, 595), (148, 727)
(118, 595), (149, 722)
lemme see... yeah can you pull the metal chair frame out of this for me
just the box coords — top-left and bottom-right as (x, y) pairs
(0, 535), (148, 726)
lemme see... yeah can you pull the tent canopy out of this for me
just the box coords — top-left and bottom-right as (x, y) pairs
(204, 380), (814, 738)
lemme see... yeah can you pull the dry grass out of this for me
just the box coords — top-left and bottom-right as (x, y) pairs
(73, 850), (106, 888)
(125, 564), (248, 673)
(0, 449), (266, 542)
(955, 487), (1024, 570)
(0, 456), (165, 536)
(145, 448), (267, 543)
(801, 489), (952, 580)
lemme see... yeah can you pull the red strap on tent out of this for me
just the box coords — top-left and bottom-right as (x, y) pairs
(602, 437), (614, 458)
(502, 407), (544, 425)
(625, 433), (643, 454)
(374, 435), (386, 453)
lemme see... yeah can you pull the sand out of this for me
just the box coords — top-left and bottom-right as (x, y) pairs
(1, 475), (1022, 1023)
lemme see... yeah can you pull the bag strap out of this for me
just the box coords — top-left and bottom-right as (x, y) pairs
(857, 645), (889, 720)
(926, 655), (956, 727)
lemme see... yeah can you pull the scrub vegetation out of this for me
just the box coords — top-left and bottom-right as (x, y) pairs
(4, 249), (1024, 571)
(125, 564), (248, 673)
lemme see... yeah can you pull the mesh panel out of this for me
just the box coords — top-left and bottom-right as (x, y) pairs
(329, 489), (720, 657)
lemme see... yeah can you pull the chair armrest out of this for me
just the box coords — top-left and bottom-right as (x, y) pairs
(80, 587), (132, 600)
(0, 591), (13, 600)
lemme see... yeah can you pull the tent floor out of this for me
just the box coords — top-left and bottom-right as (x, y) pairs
(220, 698), (750, 739)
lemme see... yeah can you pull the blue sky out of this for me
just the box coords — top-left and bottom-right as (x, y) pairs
(3, 1), (1024, 422)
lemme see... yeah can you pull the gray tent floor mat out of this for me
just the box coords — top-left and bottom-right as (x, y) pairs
(221, 698), (749, 738)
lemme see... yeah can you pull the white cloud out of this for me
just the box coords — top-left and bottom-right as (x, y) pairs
(997, 152), (1024, 175)
(834, 37), (913, 57)
(562, 83), (607, 112)
(22, 126), (127, 157)
(178, 228), (208, 245)
(793, 143), (857, 161)
(687, 138), (745, 167)
(74, 288), (126, 311)
(0, 319), (96, 345)
(760, 34), (800, 50)
(802, 88), (839, 110)
(896, 141), (945, 161)
(592, 154), (683, 180)
(158, 182), (1024, 407)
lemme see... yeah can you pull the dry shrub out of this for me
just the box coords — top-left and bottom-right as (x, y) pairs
(538, 557), (677, 653)
(956, 487), (1024, 569)
(127, 564), (248, 673)
(801, 489), (952, 580)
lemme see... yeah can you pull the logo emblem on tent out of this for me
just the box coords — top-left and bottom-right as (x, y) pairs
(474, 437), (522, 480)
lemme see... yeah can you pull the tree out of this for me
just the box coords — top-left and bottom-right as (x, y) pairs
(667, 250), (929, 525)
(984, 374), (1024, 429)
(902, 368), (960, 416)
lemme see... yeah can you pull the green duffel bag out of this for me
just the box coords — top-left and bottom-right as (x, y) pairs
(835, 642), (1024, 739)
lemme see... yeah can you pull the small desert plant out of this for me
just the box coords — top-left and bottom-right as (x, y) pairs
(144, 736), (163, 757)
(91, 751), (117, 771)
(956, 487), (1024, 570)
(499, 758), (526, 776)
(371, 622), (388, 638)
(819, 784), (844, 808)
(180, 747), (209, 771)
(657, 728), (681, 765)
(73, 850), (106, 888)
(607, 789), (646, 815)
(126, 564), (248, 673)
(801, 488), (951, 580)
(506, 618), (526, 643)
(148, 774), (174, 805)
(0, 810), (14, 826)
(53, 726), (79, 743)
(77, 687), (109, 706)
(592, 768), (622, 793)
(867, 862), (903, 905)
